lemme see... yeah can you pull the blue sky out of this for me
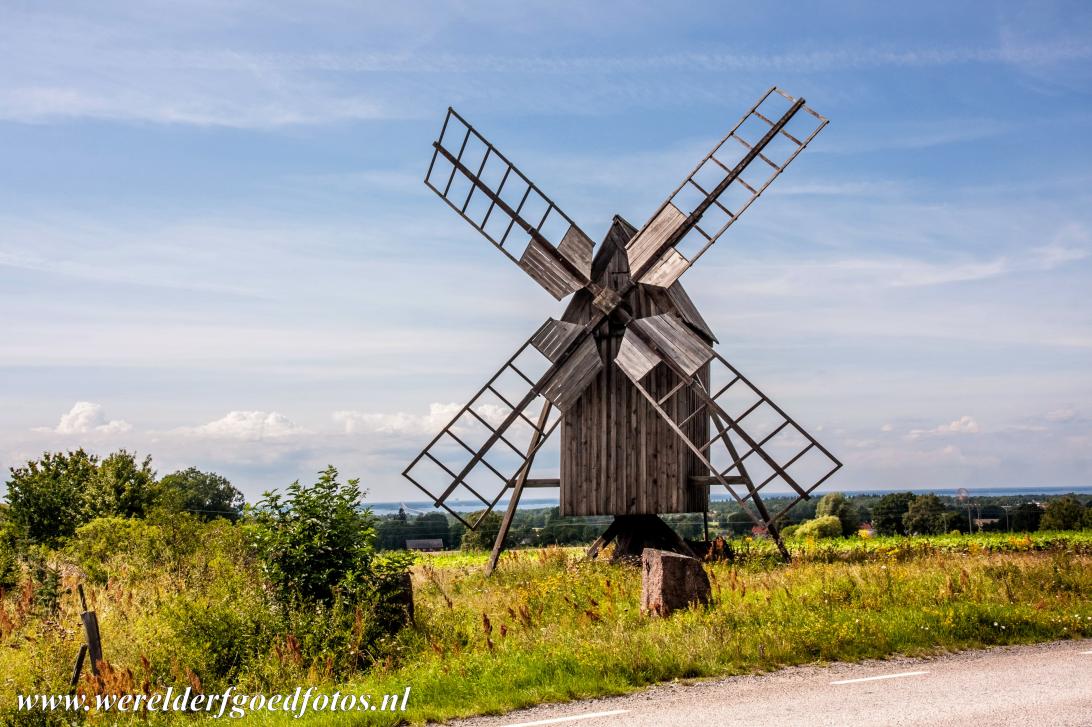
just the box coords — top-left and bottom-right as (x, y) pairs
(2, 0), (1091, 502)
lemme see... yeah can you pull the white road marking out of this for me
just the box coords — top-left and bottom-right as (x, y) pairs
(1081, 650), (1092, 655)
(831, 670), (930, 685)
(500, 709), (630, 727)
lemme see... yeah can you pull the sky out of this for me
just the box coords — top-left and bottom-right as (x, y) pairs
(2, 0), (1091, 503)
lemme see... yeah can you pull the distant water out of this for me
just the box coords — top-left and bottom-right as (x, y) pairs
(371, 485), (1091, 515)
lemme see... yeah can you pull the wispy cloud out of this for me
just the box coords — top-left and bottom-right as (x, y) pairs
(3, 0), (1090, 129)
(909, 415), (981, 439)
(171, 411), (307, 440)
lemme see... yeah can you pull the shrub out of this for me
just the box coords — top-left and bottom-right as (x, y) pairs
(249, 466), (414, 675)
(68, 516), (165, 584)
(816, 493), (861, 536)
(794, 516), (843, 539)
(0, 507), (20, 590)
(250, 466), (382, 605)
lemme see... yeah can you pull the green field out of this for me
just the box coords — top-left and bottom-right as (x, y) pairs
(3, 531), (1090, 725)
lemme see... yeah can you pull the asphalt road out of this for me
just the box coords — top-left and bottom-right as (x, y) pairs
(447, 640), (1092, 727)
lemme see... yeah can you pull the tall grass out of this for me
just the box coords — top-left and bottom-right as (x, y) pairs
(263, 542), (1092, 725)
(2, 533), (1089, 725)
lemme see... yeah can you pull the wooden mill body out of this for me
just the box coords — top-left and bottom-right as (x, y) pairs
(557, 217), (714, 517)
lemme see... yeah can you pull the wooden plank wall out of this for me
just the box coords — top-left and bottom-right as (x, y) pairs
(559, 218), (711, 516)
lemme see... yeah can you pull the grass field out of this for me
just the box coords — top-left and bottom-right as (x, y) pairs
(3, 532), (1091, 725)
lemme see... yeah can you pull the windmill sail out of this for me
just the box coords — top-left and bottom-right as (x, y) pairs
(403, 318), (592, 528)
(614, 318), (841, 524)
(626, 87), (828, 289)
(425, 108), (594, 300)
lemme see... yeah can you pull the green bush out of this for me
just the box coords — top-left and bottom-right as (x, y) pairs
(156, 591), (271, 686)
(816, 493), (861, 536)
(249, 466), (413, 674)
(0, 508), (20, 590)
(68, 516), (165, 584)
(794, 515), (843, 539)
(251, 466), (383, 604)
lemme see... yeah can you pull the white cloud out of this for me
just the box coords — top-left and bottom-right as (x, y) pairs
(35, 401), (132, 434)
(333, 402), (515, 437)
(174, 411), (306, 440)
(334, 403), (461, 436)
(908, 415), (980, 439)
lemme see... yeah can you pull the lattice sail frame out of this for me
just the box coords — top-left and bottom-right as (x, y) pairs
(402, 319), (586, 528)
(613, 311), (841, 529)
(626, 87), (829, 289)
(425, 108), (594, 300)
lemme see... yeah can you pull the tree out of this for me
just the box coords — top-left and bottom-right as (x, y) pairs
(460, 510), (502, 551)
(1040, 496), (1084, 531)
(159, 467), (244, 521)
(415, 512), (451, 545)
(903, 494), (948, 535)
(1011, 502), (1044, 532)
(85, 451), (159, 520)
(872, 492), (915, 536)
(5, 449), (98, 545)
(815, 492), (860, 536)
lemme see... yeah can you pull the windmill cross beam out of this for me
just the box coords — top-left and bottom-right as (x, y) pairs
(403, 86), (842, 568)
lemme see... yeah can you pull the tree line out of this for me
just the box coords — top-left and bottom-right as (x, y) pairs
(2, 449), (245, 546)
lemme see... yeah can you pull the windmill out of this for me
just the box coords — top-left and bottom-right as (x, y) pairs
(403, 87), (841, 572)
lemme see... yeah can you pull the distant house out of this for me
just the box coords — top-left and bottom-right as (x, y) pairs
(406, 538), (445, 552)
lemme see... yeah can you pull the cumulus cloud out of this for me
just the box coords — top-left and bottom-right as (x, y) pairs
(908, 415), (980, 439)
(334, 403), (460, 436)
(35, 401), (132, 434)
(333, 402), (515, 437)
(174, 411), (306, 440)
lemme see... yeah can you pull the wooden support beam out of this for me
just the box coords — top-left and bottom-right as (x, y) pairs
(486, 401), (553, 576)
(509, 478), (559, 488)
(709, 409), (790, 563)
